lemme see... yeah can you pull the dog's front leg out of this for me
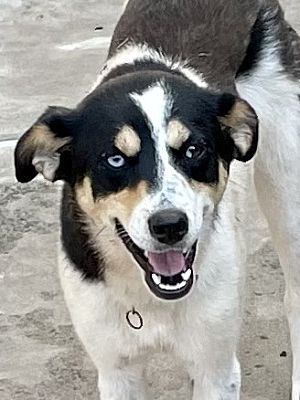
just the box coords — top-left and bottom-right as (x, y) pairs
(97, 365), (149, 400)
(191, 355), (241, 400)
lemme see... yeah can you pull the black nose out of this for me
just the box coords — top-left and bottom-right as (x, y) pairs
(148, 209), (189, 245)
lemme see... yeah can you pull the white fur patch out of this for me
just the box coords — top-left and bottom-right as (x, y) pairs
(238, 28), (300, 399)
(128, 82), (213, 253)
(237, 41), (300, 174)
(130, 82), (173, 184)
(58, 202), (244, 396)
(91, 43), (208, 92)
(130, 83), (173, 136)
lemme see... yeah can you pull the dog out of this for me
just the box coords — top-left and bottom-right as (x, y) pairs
(14, 0), (300, 399)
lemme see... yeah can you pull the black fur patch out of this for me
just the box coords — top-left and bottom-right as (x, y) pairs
(73, 73), (159, 196)
(168, 80), (236, 181)
(237, 8), (271, 77)
(61, 184), (105, 281)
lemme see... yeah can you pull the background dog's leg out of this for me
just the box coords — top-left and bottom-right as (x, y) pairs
(254, 142), (300, 400)
(97, 364), (149, 400)
(285, 286), (300, 400)
(223, 355), (241, 400)
(237, 41), (300, 398)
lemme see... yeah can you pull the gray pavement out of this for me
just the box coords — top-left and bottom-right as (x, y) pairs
(0, 1), (299, 399)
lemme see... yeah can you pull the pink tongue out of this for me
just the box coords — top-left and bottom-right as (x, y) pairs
(148, 250), (185, 277)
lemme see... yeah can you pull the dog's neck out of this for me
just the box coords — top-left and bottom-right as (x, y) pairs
(91, 43), (211, 93)
(101, 59), (184, 85)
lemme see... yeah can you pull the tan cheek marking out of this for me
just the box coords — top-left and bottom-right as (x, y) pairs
(75, 177), (149, 224)
(191, 162), (228, 205)
(110, 181), (148, 218)
(75, 176), (95, 213)
(167, 119), (190, 150)
(114, 125), (141, 157)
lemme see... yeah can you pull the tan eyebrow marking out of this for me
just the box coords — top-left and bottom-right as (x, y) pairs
(167, 119), (191, 150)
(114, 125), (141, 157)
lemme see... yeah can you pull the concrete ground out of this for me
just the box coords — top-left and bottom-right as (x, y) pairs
(0, 1), (299, 399)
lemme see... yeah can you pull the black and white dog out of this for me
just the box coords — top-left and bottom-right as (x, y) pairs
(14, 0), (300, 399)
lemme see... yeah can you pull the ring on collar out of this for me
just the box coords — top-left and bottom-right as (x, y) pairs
(126, 307), (144, 330)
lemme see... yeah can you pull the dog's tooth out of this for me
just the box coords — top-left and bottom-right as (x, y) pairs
(181, 269), (192, 281)
(176, 281), (187, 289)
(159, 283), (170, 291)
(152, 273), (161, 285)
(159, 281), (187, 291)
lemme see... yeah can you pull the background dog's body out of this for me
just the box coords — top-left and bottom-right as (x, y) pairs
(14, 0), (300, 399)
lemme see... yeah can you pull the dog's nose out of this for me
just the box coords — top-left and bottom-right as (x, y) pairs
(148, 209), (189, 245)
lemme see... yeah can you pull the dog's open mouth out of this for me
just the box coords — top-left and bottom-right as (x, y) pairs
(115, 220), (197, 300)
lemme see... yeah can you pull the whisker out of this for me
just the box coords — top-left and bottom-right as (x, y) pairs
(95, 226), (106, 238)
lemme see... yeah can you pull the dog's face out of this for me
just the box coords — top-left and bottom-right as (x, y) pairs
(15, 74), (258, 300)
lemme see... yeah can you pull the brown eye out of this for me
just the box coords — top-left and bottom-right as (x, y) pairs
(185, 145), (205, 160)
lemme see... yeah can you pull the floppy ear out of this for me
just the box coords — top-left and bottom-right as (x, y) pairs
(218, 94), (258, 162)
(15, 106), (74, 183)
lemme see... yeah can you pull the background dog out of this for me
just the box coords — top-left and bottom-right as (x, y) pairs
(14, 0), (300, 399)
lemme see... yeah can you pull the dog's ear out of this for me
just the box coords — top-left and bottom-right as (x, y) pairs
(218, 94), (258, 162)
(15, 106), (74, 183)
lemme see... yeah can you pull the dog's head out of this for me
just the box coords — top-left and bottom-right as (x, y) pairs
(15, 74), (258, 300)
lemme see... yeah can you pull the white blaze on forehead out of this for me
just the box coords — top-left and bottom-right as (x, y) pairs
(130, 82), (173, 133)
(130, 82), (173, 182)
(128, 85), (212, 253)
(130, 81), (196, 214)
(92, 43), (208, 91)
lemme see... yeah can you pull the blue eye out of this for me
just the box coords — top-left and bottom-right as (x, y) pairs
(107, 154), (125, 168)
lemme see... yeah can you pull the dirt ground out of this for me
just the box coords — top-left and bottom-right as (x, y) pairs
(0, 1), (299, 399)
